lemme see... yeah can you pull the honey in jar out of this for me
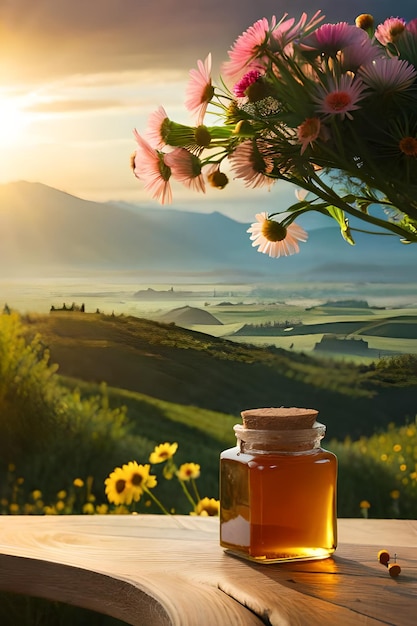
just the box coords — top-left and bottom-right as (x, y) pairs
(220, 407), (337, 563)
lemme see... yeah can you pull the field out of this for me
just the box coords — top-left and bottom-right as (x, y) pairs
(177, 302), (417, 363)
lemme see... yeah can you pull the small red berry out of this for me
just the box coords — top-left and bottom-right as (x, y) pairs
(388, 563), (401, 577)
(377, 550), (390, 566)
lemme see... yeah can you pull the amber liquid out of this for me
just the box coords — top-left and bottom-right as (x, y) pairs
(220, 446), (337, 563)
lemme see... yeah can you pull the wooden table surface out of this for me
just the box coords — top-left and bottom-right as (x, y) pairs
(0, 516), (416, 626)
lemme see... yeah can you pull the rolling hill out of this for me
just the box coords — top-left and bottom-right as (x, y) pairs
(22, 310), (417, 440)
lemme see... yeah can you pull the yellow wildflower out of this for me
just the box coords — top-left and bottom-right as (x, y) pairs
(393, 444), (402, 452)
(149, 442), (178, 464)
(56, 500), (65, 512)
(9, 503), (20, 514)
(177, 463), (201, 481)
(31, 490), (42, 500)
(43, 506), (57, 515)
(82, 502), (95, 515)
(390, 490), (400, 499)
(359, 500), (371, 518)
(105, 466), (133, 505)
(57, 490), (67, 499)
(73, 478), (84, 488)
(95, 504), (109, 515)
(122, 461), (157, 500)
(110, 504), (131, 515)
(191, 497), (220, 517)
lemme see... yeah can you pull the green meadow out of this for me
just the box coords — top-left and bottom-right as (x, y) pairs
(0, 304), (416, 624)
(1, 305), (416, 519)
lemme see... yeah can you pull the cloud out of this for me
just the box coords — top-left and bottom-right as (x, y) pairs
(1, 0), (415, 84)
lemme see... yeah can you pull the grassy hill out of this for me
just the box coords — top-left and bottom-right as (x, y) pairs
(23, 311), (417, 440)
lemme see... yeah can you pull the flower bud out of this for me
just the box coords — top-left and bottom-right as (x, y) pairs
(207, 170), (228, 189)
(355, 14), (374, 31)
(233, 120), (255, 138)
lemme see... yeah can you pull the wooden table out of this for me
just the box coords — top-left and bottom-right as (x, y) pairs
(0, 516), (416, 625)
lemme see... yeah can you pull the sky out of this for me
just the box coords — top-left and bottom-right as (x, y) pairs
(0, 0), (415, 223)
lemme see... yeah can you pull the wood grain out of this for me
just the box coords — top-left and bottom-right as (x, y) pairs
(0, 516), (415, 625)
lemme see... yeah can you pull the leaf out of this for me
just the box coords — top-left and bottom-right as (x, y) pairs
(326, 206), (355, 245)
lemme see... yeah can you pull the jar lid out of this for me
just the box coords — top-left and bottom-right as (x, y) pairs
(241, 407), (319, 431)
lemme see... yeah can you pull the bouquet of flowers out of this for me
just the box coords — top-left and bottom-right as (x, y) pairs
(131, 12), (417, 258)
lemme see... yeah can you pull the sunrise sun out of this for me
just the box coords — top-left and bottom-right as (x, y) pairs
(0, 98), (30, 145)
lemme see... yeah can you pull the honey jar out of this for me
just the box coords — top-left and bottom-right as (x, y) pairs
(220, 407), (337, 563)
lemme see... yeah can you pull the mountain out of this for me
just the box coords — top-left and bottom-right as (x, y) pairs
(1, 180), (417, 282)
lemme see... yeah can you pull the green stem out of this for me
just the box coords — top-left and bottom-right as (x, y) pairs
(178, 479), (197, 510)
(143, 487), (171, 516)
(191, 479), (201, 503)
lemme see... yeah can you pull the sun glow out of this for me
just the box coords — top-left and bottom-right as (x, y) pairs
(0, 97), (30, 145)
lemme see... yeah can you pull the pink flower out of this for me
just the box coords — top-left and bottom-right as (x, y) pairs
(301, 22), (367, 56)
(271, 11), (324, 50)
(233, 70), (262, 98)
(314, 74), (367, 120)
(359, 57), (417, 93)
(228, 140), (274, 188)
(164, 148), (205, 193)
(338, 37), (382, 72)
(247, 212), (308, 258)
(406, 19), (417, 35)
(185, 54), (214, 125)
(144, 106), (170, 149)
(222, 17), (275, 81)
(297, 117), (321, 154)
(132, 130), (172, 204)
(375, 17), (406, 45)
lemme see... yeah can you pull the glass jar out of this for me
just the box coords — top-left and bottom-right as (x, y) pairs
(220, 407), (337, 563)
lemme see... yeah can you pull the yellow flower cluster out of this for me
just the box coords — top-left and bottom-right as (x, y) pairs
(355, 420), (417, 518)
(104, 442), (219, 516)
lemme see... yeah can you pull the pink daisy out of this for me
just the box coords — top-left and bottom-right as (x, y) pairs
(247, 213), (308, 258)
(185, 54), (215, 126)
(359, 57), (417, 93)
(297, 117), (321, 154)
(271, 11), (324, 50)
(144, 106), (170, 149)
(222, 17), (276, 81)
(233, 70), (262, 98)
(228, 140), (274, 188)
(338, 37), (382, 72)
(406, 19), (417, 35)
(164, 148), (205, 193)
(301, 22), (367, 56)
(132, 130), (172, 204)
(313, 74), (367, 120)
(375, 17), (406, 45)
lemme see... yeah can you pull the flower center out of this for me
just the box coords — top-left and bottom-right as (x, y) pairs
(208, 170), (228, 189)
(390, 24), (406, 40)
(399, 136), (417, 157)
(298, 117), (320, 140)
(131, 472), (144, 487)
(159, 155), (172, 181)
(194, 125), (212, 148)
(261, 219), (287, 242)
(202, 84), (215, 104)
(325, 91), (351, 112)
(115, 479), (126, 494)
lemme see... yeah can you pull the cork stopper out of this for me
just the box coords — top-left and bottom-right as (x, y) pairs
(241, 407), (318, 431)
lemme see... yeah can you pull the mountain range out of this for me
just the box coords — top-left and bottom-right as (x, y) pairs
(1, 180), (416, 282)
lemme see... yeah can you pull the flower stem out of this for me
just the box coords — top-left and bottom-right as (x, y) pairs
(143, 487), (171, 516)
